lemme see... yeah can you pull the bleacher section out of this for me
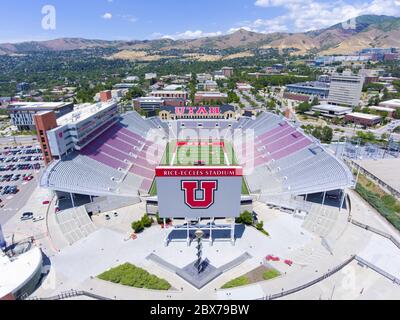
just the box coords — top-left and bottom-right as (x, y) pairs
(41, 111), (167, 197)
(229, 112), (354, 197)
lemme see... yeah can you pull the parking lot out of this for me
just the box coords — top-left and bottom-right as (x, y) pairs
(0, 144), (43, 213)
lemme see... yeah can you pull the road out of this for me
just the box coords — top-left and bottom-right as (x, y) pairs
(0, 135), (37, 146)
(0, 173), (39, 224)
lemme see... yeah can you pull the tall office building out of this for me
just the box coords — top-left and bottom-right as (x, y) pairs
(327, 71), (364, 107)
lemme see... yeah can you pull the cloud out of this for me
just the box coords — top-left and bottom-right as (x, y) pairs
(101, 12), (113, 20)
(253, 0), (400, 32)
(230, 16), (289, 34)
(159, 30), (223, 40)
(152, 0), (400, 41)
(119, 14), (137, 23)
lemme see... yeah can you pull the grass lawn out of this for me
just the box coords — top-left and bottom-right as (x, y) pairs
(262, 269), (280, 280)
(98, 263), (171, 290)
(149, 180), (157, 196)
(221, 276), (250, 289)
(241, 178), (250, 195)
(221, 266), (280, 289)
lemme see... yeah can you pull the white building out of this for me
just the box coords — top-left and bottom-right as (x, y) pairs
(311, 104), (352, 118)
(124, 76), (139, 82)
(379, 99), (400, 109)
(145, 73), (157, 80)
(0, 248), (43, 300)
(327, 71), (364, 107)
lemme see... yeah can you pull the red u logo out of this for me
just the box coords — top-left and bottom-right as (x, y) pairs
(181, 180), (218, 209)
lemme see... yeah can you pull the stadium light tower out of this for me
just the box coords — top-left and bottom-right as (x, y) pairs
(194, 229), (204, 274)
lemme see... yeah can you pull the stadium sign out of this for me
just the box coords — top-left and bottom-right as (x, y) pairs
(174, 106), (221, 116)
(156, 166), (243, 219)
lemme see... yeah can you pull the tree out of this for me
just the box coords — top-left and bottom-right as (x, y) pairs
(227, 91), (240, 104)
(132, 221), (144, 233)
(321, 126), (333, 144)
(311, 126), (333, 144)
(267, 100), (276, 111)
(141, 214), (153, 228)
(236, 211), (253, 225)
(297, 102), (311, 114)
(394, 109), (400, 120)
(189, 73), (197, 104)
(124, 86), (145, 100)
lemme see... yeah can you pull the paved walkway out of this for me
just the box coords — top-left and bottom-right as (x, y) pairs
(30, 189), (400, 300)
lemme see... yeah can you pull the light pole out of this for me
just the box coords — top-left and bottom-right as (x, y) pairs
(194, 228), (204, 274)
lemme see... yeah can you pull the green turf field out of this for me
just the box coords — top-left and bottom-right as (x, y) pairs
(151, 140), (249, 196)
(161, 141), (236, 166)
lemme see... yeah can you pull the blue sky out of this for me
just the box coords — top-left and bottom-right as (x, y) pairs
(1, 0), (400, 43)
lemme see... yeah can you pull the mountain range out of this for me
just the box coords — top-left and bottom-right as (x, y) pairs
(1, 15), (400, 58)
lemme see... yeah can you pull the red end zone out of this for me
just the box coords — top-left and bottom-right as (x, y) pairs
(176, 141), (225, 147)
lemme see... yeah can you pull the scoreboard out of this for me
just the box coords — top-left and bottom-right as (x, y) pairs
(156, 166), (243, 219)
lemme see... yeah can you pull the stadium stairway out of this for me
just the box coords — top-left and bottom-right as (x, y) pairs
(301, 204), (340, 238)
(85, 195), (141, 214)
(56, 206), (97, 245)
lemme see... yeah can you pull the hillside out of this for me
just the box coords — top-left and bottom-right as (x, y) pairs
(1, 15), (399, 57)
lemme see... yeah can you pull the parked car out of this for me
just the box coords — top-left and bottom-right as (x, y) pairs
(20, 212), (33, 221)
(33, 216), (45, 222)
(105, 214), (111, 221)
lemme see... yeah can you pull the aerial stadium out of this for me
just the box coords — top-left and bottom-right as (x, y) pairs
(3, 100), (398, 301)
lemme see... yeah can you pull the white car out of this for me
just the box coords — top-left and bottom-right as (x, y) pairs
(33, 216), (45, 222)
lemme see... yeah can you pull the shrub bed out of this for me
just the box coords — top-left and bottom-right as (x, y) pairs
(98, 263), (171, 290)
(131, 214), (154, 233)
(356, 184), (400, 230)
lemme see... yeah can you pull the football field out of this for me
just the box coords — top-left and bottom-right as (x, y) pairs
(161, 141), (237, 166)
(151, 140), (249, 196)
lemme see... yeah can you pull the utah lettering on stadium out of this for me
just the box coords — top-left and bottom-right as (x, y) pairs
(174, 106), (221, 116)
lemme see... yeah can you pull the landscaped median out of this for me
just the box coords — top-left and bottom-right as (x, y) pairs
(221, 266), (280, 289)
(98, 263), (171, 290)
(355, 173), (400, 231)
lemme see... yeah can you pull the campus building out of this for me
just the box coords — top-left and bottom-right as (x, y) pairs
(16, 82), (30, 93)
(327, 71), (364, 107)
(221, 67), (234, 78)
(286, 81), (330, 99)
(311, 104), (352, 118)
(194, 91), (228, 104)
(345, 112), (382, 127)
(41, 101), (120, 160)
(379, 99), (400, 110)
(133, 97), (165, 111)
(151, 90), (187, 101)
(7, 102), (74, 131)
